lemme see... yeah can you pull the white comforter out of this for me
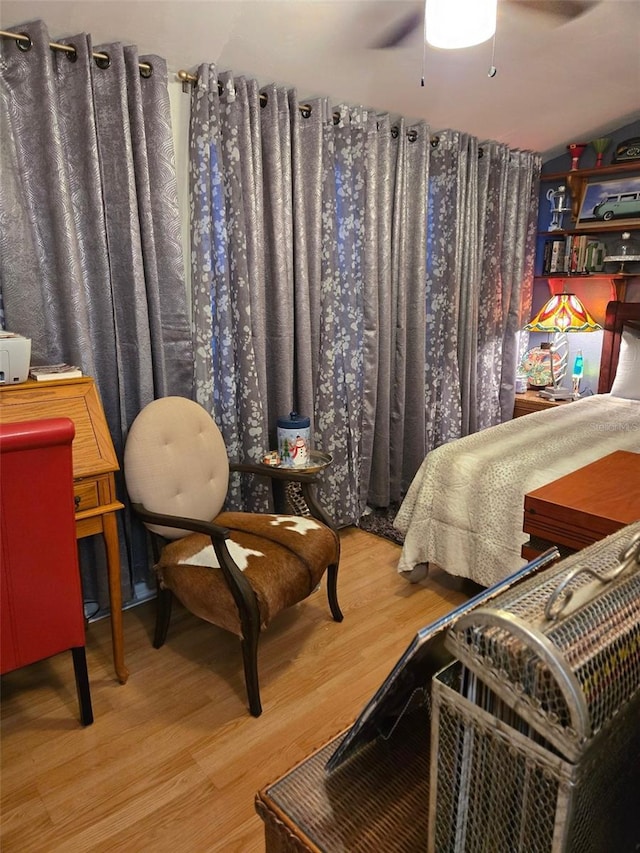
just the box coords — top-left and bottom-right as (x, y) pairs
(394, 394), (640, 587)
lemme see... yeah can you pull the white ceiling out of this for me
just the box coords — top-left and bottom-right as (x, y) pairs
(2, 0), (639, 159)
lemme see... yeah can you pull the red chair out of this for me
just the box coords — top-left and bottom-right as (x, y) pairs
(0, 418), (93, 725)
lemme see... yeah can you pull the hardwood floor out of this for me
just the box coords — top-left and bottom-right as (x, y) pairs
(1, 527), (472, 852)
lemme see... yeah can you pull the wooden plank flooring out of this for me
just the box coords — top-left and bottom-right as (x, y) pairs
(1, 527), (473, 852)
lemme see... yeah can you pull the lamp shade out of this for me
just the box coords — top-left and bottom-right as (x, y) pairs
(425, 0), (497, 49)
(524, 294), (602, 333)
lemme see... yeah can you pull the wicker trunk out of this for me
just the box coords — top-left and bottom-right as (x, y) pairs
(257, 523), (640, 853)
(429, 522), (640, 853)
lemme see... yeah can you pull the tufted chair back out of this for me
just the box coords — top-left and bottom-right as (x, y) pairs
(124, 396), (343, 717)
(124, 397), (229, 540)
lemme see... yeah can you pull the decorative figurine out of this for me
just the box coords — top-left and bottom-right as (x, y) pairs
(262, 450), (281, 466)
(603, 231), (640, 273)
(611, 136), (640, 164)
(567, 142), (587, 170)
(547, 185), (570, 232)
(590, 137), (611, 168)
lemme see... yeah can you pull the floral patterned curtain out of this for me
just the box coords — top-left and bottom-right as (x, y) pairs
(296, 102), (376, 526)
(424, 132), (541, 451)
(188, 64), (541, 525)
(0, 20), (193, 609)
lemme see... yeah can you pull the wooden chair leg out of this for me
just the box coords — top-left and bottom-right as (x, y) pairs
(326, 563), (343, 622)
(71, 646), (94, 726)
(240, 627), (262, 717)
(153, 585), (173, 649)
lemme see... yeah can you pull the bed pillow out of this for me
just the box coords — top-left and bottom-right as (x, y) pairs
(609, 325), (640, 400)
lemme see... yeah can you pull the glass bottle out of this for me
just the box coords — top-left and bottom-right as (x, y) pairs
(572, 349), (584, 397)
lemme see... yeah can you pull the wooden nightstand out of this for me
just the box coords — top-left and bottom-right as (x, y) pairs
(513, 390), (570, 418)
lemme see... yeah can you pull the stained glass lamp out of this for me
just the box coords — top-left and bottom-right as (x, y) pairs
(524, 294), (602, 400)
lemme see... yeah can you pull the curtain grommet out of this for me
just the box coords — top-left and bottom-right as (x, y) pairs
(140, 62), (153, 79)
(16, 33), (32, 52)
(407, 129), (418, 143)
(65, 44), (78, 63)
(95, 52), (111, 70)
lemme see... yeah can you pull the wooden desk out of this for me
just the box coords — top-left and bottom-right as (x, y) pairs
(0, 377), (128, 683)
(522, 450), (640, 558)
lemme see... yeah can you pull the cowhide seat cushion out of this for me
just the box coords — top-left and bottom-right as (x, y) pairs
(156, 512), (340, 636)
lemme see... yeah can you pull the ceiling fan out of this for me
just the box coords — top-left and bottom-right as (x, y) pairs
(373, 1), (600, 49)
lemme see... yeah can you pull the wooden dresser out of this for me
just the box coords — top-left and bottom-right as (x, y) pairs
(0, 377), (128, 683)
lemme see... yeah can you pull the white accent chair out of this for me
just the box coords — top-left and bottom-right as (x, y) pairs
(124, 397), (342, 717)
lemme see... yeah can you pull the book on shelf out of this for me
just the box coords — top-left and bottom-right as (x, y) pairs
(585, 240), (606, 272)
(549, 238), (565, 273)
(563, 237), (573, 273)
(545, 236), (607, 275)
(29, 363), (83, 381)
(570, 235), (588, 273)
(542, 237), (566, 274)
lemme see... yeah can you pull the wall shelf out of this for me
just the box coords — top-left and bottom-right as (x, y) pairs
(538, 224), (639, 237)
(541, 163), (639, 183)
(534, 274), (628, 302)
(540, 161), (640, 221)
(534, 273), (632, 280)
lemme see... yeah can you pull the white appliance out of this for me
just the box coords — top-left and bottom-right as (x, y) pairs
(0, 333), (32, 385)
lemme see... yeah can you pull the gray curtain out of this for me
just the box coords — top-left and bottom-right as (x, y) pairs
(190, 65), (384, 524)
(424, 132), (541, 450)
(0, 19), (193, 608)
(188, 64), (541, 526)
(189, 66), (272, 512)
(364, 117), (430, 506)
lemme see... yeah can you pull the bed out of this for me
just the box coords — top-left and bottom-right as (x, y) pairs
(394, 300), (640, 588)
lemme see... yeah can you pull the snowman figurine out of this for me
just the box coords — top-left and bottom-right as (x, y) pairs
(291, 434), (309, 467)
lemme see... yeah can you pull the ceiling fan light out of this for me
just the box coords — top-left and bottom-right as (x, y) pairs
(425, 0), (498, 49)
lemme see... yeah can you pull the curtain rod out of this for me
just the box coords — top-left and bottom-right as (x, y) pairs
(177, 69), (423, 141)
(0, 29), (422, 140)
(0, 29), (154, 76)
(179, 69), (337, 122)
(177, 70), (478, 151)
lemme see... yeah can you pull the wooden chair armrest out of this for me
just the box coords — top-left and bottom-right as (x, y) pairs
(131, 502), (260, 625)
(228, 464), (335, 530)
(131, 502), (230, 540)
